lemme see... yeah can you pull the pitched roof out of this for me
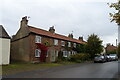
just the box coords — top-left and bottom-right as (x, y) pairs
(28, 26), (86, 44)
(0, 25), (10, 39)
(106, 45), (117, 51)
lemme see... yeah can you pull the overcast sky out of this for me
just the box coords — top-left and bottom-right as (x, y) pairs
(0, 0), (118, 46)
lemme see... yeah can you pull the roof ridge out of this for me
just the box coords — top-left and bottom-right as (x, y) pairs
(28, 26), (86, 43)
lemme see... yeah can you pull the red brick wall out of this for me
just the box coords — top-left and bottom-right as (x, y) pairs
(29, 34), (76, 63)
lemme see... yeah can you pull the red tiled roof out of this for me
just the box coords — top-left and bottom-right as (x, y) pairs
(28, 26), (86, 44)
(106, 45), (117, 52)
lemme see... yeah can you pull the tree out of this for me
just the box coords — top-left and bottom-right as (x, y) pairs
(109, 0), (120, 44)
(109, 0), (120, 25)
(75, 44), (87, 53)
(86, 34), (103, 59)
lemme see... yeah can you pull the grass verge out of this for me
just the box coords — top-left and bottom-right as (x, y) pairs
(1, 61), (76, 75)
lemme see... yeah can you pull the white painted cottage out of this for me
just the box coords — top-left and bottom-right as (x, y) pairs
(0, 25), (10, 65)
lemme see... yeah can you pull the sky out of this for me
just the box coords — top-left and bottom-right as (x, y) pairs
(0, 0), (118, 47)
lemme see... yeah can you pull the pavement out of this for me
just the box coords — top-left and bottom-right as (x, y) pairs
(1, 61), (119, 80)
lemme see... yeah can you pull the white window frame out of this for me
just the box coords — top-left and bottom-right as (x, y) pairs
(68, 42), (71, 47)
(61, 41), (65, 46)
(35, 49), (41, 57)
(73, 43), (76, 48)
(63, 51), (68, 57)
(54, 39), (58, 45)
(35, 35), (41, 43)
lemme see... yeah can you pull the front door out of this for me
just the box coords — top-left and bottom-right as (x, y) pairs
(51, 50), (55, 62)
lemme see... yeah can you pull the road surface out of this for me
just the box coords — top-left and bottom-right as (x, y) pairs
(2, 61), (119, 79)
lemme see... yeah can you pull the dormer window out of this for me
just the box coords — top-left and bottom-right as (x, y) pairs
(61, 41), (65, 46)
(35, 35), (41, 43)
(68, 42), (71, 47)
(54, 39), (58, 45)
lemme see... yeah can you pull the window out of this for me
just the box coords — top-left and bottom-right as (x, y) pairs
(61, 41), (65, 46)
(72, 51), (76, 55)
(68, 42), (71, 47)
(54, 39), (58, 45)
(63, 51), (67, 57)
(35, 35), (41, 43)
(35, 49), (41, 57)
(73, 43), (76, 48)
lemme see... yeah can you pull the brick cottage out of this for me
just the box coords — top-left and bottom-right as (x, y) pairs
(11, 16), (86, 63)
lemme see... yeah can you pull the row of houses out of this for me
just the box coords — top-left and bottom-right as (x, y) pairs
(0, 16), (117, 65)
(0, 16), (86, 65)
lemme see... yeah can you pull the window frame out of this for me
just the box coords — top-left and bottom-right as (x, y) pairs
(73, 43), (76, 48)
(35, 35), (42, 43)
(61, 41), (65, 46)
(54, 39), (58, 45)
(63, 51), (68, 57)
(68, 42), (71, 47)
(35, 49), (41, 57)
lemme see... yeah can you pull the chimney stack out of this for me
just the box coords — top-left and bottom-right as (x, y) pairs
(68, 34), (73, 38)
(20, 16), (28, 28)
(49, 26), (55, 33)
(78, 36), (83, 41)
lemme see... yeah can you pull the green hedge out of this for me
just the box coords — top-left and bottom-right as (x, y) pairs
(70, 53), (91, 62)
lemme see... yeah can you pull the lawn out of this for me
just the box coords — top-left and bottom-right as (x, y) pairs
(1, 61), (76, 75)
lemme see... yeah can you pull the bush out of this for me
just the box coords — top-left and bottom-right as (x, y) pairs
(70, 53), (91, 62)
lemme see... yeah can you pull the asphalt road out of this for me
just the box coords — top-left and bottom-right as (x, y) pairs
(3, 61), (119, 79)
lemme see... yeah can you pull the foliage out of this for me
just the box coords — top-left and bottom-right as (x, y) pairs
(106, 50), (117, 55)
(70, 53), (91, 63)
(108, 0), (120, 25)
(75, 44), (87, 53)
(44, 41), (50, 46)
(86, 34), (103, 59)
(64, 42), (72, 50)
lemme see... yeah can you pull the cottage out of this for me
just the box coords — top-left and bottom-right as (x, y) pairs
(105, 44), (117, 54)
(11, 16), (86, 63)
(0, 25), (11, 65)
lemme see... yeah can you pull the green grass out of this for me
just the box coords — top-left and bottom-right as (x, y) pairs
(1, 61), (77, 75)
(1, 63), (64, 75)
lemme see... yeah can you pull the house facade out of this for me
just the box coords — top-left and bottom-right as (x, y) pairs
(11, 16), (86, 63)
(105, 44), (117, 54)
(0, 25), (11, 65)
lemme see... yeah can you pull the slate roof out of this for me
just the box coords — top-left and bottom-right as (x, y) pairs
(28, 26), (86, 44)
(0, 25), (10, 39)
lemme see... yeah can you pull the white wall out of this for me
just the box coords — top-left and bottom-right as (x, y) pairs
(0, 38), (10, 65)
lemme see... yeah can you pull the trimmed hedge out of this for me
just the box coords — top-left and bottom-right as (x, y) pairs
(70, 53), (91, 62)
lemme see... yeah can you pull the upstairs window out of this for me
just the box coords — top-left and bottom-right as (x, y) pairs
(35, 35), (41, 43)
(54, 39), (58, 45)
(73, 43), (76, 48)
(68, 42), (71, 47)
(61, 41), (65, 46)
(35, 49), (41, 57)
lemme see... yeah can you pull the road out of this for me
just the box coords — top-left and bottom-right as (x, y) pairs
(2, 61), (119, 79)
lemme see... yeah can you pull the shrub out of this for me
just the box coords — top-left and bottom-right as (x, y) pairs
(70, 53), (91, 62)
